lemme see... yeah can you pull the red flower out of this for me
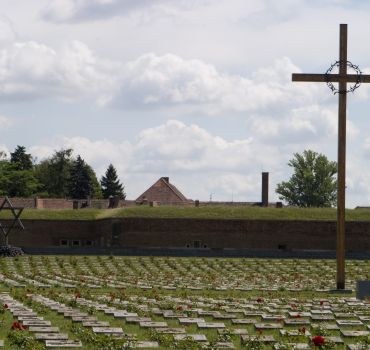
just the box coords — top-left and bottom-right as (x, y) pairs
(295, 313), (301, 318)
(3, 304), (8, 309)
(312, 335), (325, 346)
(320, 300), (324, 306)
(11, 322), (27, 330)
(256, 297), (264, 303)
(176, 306), (183, 311)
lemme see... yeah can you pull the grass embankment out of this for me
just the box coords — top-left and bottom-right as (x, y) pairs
(0, 205), (369, 221)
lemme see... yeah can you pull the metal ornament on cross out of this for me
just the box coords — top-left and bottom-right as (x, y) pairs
(292, 24), (370, 290)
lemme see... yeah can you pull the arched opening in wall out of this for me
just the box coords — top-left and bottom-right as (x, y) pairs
(278, 244), (287, 250)
(72, 240), (81, 247)
(60, 239), (69, 246)
(203, 244), (208, 248)
(112, 222), (121, 246)
(193, 240), (201, 248)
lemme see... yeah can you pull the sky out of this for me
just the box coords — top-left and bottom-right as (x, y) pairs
(1, 0), (370, 207)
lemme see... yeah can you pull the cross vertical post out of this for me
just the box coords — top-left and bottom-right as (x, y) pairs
(337, 24), (347, 290)
(292, 24), (370, 290)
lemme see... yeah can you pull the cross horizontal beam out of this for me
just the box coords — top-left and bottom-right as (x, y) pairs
(292, 73), (370, 83)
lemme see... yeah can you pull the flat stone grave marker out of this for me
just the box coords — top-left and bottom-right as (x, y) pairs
(18, 316), (44, 321)
(255, 322), (283, 329)
(241, 335), (275, 343)
(274, 344), (310, 350)
(197, 322), (225, 329)
(231, 318), (256, 324)
(280, 329), (311, 336)
(178, 317), (205, 324)
(82, 321), (110, 327)
(262, 314), (286, 321)
(212, 342), (235, 349)
(29, 326), (59, 333)
(218, 328), (248, 335)
(135, 341), (159, 348)
(126, 317), (151, 323)
(0, 340), (3, 347)
(327, 336), (344, 344)
(23, 320), (52, 326)
(45, 340), (82, 348)
(312, 323), (340, 330)
(12, 311), (37, 317)
(156, 328), (186, 334)
(139, 321), (167, 328)
(63, 312), (88, 318)
(113, 311), (138, 318)
(337, 319), (363, 326)
(284, 318), (311, 325)
(311, 315), (335, 321)
(289, 312), (311, 317)
(35, 333), (69, 340)
(341, 330), (369, 337)
(72, 316), (97, 322)
(92, 327), (123, 335)
(174, 334), (207, 342)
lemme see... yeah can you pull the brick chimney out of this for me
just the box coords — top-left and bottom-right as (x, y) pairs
(261, 172), (269, 207)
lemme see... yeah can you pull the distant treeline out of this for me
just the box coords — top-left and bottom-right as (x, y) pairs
(0, 146), (125, 199)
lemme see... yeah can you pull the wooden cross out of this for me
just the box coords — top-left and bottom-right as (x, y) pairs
(292, 24), (370, 290)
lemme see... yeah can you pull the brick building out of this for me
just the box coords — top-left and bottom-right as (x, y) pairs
(135, 177), (193, 205)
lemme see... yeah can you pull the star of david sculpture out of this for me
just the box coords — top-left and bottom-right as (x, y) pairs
(0, 196), (25, 256)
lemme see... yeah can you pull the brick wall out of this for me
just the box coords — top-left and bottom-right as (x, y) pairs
(2, 218), (370, 253)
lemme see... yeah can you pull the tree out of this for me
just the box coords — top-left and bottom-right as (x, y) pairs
(10, 145), (33, 170)
(0, 148), (39, 197)
(35, 149), (73, 197)
(68, 155), (93, 199)
(67, 155), (102, 199)
(0, 162), (39, 197)
(100, 164), (126, 199)
(276, 150), (337, 207)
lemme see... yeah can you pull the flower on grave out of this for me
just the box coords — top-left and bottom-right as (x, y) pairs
(3, 304), (8, 309)
(110, 292), (116, 302)
(312, 335), (325, 346)
(11, 321), (27, 330)
(320, 300), (324, 306)
(290, 303), (297, 309)
(256, 297), (264, 303)
(187, 305), (192, 310)
(176, 306), (183, 311)
(299, 327), (306, 334)
(74, 291), (81, 299)
(294, 313), (301, 318)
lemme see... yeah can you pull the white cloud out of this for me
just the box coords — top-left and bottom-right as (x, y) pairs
(0, 116), (11, 130)
(107, 54), (324, 115)
(0, 40), (115, 101)
(41, 0), (183, 23)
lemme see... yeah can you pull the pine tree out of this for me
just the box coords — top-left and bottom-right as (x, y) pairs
(100, 164), (126, 199)
(10, 145), (33, 170)
(68, 155), (93, 199)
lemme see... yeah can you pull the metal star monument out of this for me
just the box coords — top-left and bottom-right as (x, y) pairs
(0, 196), (25, 246)
(292, 24), (370, 290)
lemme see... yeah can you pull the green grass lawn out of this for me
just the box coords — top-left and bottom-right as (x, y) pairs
(0, 205), (370, 221)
